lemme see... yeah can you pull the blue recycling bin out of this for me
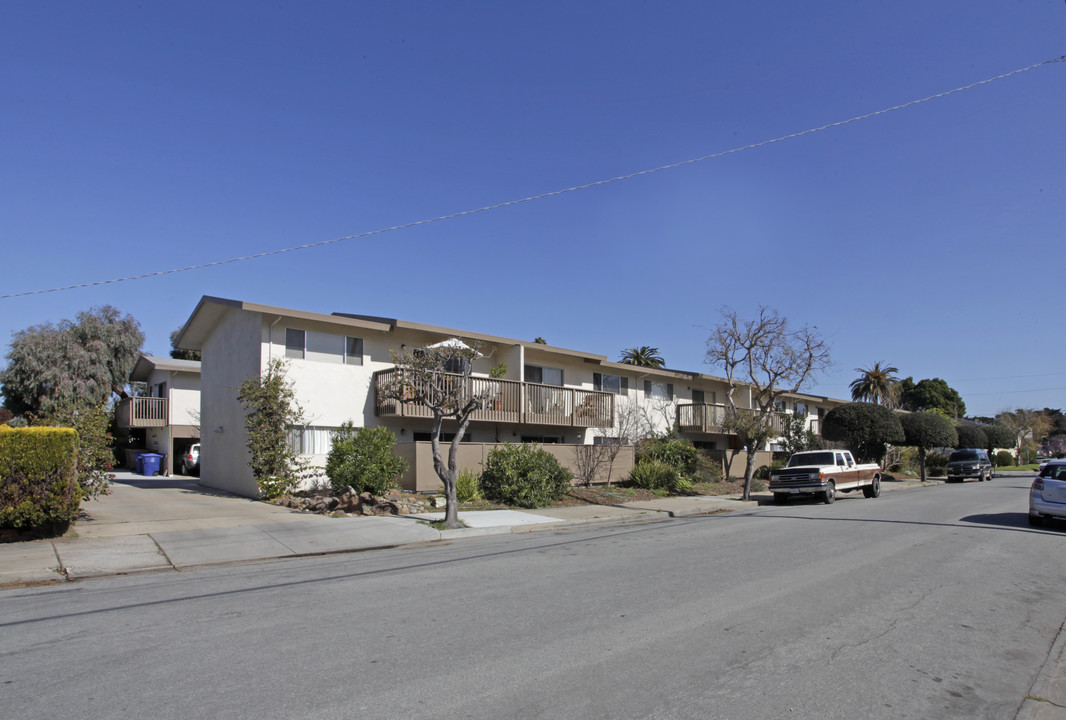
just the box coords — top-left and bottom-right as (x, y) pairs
(135, 453), (146, 475)
(140, 453), (163, 476)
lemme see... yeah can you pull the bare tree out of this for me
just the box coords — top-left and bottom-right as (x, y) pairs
(575, 398), (642, 486)
(376, 341), (489, 528)
(996, 409), (1052, 464)
(705, 306), (831, 500)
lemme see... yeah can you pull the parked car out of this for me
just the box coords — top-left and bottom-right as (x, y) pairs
(946, 448), (993, 482)
(1029, 459), (1066, 526)
(183, 443), (200, 476)
(768, 450), (881, 504)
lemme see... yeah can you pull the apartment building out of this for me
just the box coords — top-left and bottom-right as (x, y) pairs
(176, 296), (841, 497)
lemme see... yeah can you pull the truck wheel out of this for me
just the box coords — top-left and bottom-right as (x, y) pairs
(773, 493), (788, 505)
(823, 481), (836, 504)
(863, 476), (881, 498)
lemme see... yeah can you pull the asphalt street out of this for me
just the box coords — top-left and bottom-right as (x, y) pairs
(1, 473), (1063, 719)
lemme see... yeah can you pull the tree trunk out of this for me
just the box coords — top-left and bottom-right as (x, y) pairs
(742, 449), (758, 501)
(919, 447), (927, 482)
(429, 415), (463, 530)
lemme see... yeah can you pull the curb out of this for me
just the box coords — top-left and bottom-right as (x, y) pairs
(1015, 619), (1066, 720)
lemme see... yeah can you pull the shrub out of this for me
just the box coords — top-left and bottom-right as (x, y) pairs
(995, 450), (1014, 467)
(480, 444), (573, 508)
(35, 403), (114, 500)
(0, 426), (81, 531)
(926, 450), (949, 477)
(326, 423), (408, 496)
(455, 468), (481, 502)
(238, 358), (305, 500)
(628, 459), (683, 492)
(755, 460), (785, 480)
(636, 436), (721, 484)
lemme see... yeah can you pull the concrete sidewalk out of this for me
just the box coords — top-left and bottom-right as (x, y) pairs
(1, 471), (949, 586)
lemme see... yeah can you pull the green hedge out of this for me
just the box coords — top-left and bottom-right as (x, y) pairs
(0, 426), (81, 531)
(480, 444), (573, 508)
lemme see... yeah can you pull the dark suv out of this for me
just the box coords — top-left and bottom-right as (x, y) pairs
(946, 448), (993, 482)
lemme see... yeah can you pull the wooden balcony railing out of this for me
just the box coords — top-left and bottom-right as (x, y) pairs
(677, 404), (821, 437)
(373, 369), (614, 428)
(115, 396), (169, 428)
(677, 402), (731, 433)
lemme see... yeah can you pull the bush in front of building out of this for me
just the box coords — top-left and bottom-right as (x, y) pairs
(0, 426), (81, 532)
(632, 435), (720, 487)
(326, 423), (408, 496)
(996, 450), (1015, 467)
(480, 443), (573, 508)
(454, 468), (481, 502)
(627, 459), (693, 493)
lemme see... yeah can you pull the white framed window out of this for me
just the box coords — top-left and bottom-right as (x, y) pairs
(289, 426), (335, 455)
(644, 380), (674, 400)
(525, 364), (563, 386)
(345, 337), (363, 365)
(795, 402), (808, 416)
(285, 329), (305, 359)
(593, 373), (628, 396)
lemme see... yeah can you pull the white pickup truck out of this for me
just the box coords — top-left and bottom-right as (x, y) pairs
(768, 450), (881, 504)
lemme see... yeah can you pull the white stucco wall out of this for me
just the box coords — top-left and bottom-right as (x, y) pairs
(200, 309), (262, 496)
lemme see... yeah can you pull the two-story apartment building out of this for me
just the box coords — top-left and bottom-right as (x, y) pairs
(114, 355), (201, 475)
(176, 296), (843, 497)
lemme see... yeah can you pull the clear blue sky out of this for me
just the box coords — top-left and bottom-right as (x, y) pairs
(3, 2), (1064, 418)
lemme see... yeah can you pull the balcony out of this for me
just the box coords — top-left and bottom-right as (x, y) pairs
(373, 369), (614, 428)
(677, 402), (731, 434)
(115, 396), (168, 428)
(677, 404), (821, 437)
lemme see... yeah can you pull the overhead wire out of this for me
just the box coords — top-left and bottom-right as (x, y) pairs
(2, 55), (1063, 301)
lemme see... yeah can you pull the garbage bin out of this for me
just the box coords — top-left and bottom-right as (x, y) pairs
(135, 454), (146, 475)
(140, 453), (163, 476)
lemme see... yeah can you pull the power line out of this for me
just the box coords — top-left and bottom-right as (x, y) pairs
(3, 55), (1063, 301)
(965, 386), (1066, 397)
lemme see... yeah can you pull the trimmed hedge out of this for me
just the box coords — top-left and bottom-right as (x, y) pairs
(0, 426), (81, 531)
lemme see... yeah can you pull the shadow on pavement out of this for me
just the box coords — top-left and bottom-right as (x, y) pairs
(961, 512), (1066, 533)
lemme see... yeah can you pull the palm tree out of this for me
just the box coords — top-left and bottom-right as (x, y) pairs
(850, 362), (901, 406)
(620, 346), (665, 368)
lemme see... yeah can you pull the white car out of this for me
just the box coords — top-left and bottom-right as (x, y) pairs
(1029, 459), (1066, 526)
(183, 443), (200, 476)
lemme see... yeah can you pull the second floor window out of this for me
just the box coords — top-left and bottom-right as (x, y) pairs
(526, 364), (563, 386)
(285, 329), (305, 359)
(345, 337), (363, 365)
(644, 381), (674, 400)
(593, 373), (628, 396)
